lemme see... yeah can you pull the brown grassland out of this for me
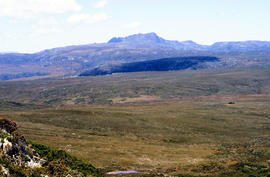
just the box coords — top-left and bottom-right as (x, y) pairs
(0, 69), (269, 176)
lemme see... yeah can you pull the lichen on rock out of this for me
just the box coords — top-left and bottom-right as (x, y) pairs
(0, 118), (101, 177)
(0, 119), (46, 171)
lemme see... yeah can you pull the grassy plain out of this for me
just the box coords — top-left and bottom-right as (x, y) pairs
(0, 69), (269, 176)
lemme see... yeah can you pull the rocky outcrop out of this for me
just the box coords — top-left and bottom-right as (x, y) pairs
(0, 119), (17, 134)
(0, 119), (46, 177)
(0, 118), (100, 177)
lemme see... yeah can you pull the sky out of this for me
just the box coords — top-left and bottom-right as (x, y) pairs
(0, 0), (270, 53)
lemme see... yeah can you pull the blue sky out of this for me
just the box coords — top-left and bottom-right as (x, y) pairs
(0, 0), (270, 53)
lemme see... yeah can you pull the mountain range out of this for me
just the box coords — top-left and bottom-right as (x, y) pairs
(1, 32), (270, 80)
(108, 32), (270, 51)
(108, 33), (270, 51)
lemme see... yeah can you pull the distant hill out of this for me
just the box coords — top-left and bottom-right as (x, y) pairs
(0, 72), (48, 81)
(108, 32), (207, 50)
(79, 56), (219, 76)
(210, 41), (270, 51)
(1, 32), (270, 80)
(108, 33), (270, 51)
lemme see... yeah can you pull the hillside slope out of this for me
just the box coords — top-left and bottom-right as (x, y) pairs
(79, 56), (219, 76)
(0, 119), (100, 177)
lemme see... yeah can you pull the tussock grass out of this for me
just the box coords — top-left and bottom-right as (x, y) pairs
(0, 69), (269, 176)
(1, 95), (269, 176)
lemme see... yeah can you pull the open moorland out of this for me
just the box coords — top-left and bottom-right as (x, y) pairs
(0, 69), (270, 176)
(0, 68), (270, 107)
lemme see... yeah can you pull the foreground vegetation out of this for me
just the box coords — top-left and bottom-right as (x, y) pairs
(0, 119), (101, 177)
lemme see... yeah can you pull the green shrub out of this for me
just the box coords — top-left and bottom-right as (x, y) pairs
(28, 141), (101, 177)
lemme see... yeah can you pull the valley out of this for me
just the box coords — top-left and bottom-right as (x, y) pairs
(0, 69), (269, 176)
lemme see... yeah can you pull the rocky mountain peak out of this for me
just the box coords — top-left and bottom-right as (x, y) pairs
(108, 32), (165, 43)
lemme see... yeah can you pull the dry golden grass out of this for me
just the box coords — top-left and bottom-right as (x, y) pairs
(1, 95), (269, 176)
(111, 95), (161, 104)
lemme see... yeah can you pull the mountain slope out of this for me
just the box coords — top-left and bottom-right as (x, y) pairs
(79, 56), (219, 76)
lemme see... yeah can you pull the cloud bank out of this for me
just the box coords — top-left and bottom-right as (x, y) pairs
(94, 0), (108, 8)
(67, 13), (109, 24)
(0, 0), (81, 18)
(124, 21), (141, 29)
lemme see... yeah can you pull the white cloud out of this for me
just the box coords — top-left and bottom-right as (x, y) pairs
(123, 21), (141, 29)
(32, 17), (59, 31)
(218, 11), (225, 16)
(0, 0), (81, 18)
(67, 13), (109, 24)
(32, 28), (62, 37)
(6, 34), (18, 40)
(37, 17), (59, 26)
(94, 0), (108, 8)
